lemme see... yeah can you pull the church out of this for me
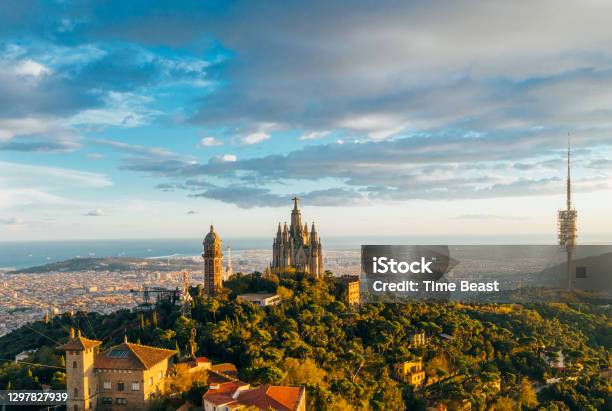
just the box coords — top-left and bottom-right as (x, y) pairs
(271, 198), (324, 277)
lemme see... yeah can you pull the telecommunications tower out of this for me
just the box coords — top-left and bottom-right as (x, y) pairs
(557, 137), (577, 291)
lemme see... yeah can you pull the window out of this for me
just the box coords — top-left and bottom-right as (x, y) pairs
(73, 405), (78, 411)
(115, 398), (127, 405)
(102, 397), (113, 405)
(131, 382), (140, 391)
(103, 381), (111, 390)
(73, 361), (77, 368)
(117, 382), (124, 392)
(74, 388), (78, 397)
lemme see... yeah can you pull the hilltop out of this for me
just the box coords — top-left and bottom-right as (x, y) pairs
(0, 271), (609, 410)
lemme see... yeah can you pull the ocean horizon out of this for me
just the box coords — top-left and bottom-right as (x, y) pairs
(2, 234), (611, 270)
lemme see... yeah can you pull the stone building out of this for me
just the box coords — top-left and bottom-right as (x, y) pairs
(271, 198), (323, 277)
(394, 358), (426, 387)
(59, 329), (176, 411)
(340, 275), (361, 305)
(408, 332), (427, 347)
(202, 225), (223, 296)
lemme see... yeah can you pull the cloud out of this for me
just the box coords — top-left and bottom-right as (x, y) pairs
(91, 139), (197, 175)
(299, 131), (330, 141)
(83, 209), (106, 216)
(67, 91), (161, 128)
(0, 161), (112, 212)
(186, 210), (197, 214)
(198, 137), (223, 147)
(220, 154), (237, 162)
(240, 131), (269, 145)
(0, 137), (80, 152)
(0, 117), (57, 141)
(0, 161), (112, 189)
(14, 59), (51, 77)
(2, 2), (612, 213)
(189, 185), (365, 208)
(138, 128), (612, 208)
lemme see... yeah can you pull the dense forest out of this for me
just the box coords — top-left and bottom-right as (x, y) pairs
(0, 270), (610, 410)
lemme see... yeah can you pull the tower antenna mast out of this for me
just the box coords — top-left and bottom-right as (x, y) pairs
(557, 133), (577, 291)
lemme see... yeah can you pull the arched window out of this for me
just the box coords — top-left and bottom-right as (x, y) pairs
(72, 361), (77, 368)
(74, 388), (78, 397)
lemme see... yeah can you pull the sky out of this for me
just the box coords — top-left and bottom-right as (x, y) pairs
(1, 0), (612, 242)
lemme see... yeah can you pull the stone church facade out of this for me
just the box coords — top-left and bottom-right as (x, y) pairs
(272, 198), (324, 277)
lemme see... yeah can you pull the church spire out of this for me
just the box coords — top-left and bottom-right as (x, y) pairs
(310, 222), (318, 243)
(290, 196), (302, 236)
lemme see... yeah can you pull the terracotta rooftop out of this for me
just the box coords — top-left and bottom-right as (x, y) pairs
(58, 330), (102, 351)
(237, 384), (305, 411)
(208, 369), (239, 385)
(94, 342), (176, 370)
(202, 381), (250, 408)
(211, 362), (238, 375)
(203, 382), (305, 411)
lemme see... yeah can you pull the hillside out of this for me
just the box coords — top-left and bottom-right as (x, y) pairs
(0, 271), (610, 410)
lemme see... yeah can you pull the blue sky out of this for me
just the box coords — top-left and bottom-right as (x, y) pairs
(1, 0), (612, 241)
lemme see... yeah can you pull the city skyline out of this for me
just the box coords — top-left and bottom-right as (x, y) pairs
(2, 1), (612, 241)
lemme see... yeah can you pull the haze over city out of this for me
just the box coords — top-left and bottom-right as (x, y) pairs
(2, 1), (612, 241)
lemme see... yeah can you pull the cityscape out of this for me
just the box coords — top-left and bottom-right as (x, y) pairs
(0, 248), (361, 337)
(1, 1), (611, 410)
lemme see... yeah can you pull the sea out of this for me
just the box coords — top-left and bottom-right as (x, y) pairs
(0, 234), (574, 270)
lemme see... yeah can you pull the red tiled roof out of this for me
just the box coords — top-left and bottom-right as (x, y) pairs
(237, 384), (305, 411)
(211, 362), (238, 374)
(58, 336), (102, 351)
(208, 369), (238, 385)
(203, 381), (249, 407)
(94, 342), (176, 370)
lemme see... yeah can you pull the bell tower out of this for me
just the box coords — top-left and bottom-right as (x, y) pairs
(202, 225), (223, 296)
(59, 328), (102, 411)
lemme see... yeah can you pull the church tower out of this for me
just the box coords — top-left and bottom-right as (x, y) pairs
(271, 198), (324, 277)
(202, 225), (223, 296)
(59, 328), (102, 411)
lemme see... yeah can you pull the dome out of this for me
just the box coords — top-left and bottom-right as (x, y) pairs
(204, 225), (221, 246)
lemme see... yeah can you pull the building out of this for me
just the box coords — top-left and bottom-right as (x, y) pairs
(271, 198), (323, 277)
(408, 332), (427, 347)
(237, 293), (282, 307)
(59, 329), (176, 411)
(394, 358), (426, 387)
(202, 225), (223, 296)
(203, 382), (306, 411)
(339, 275), (360, 305)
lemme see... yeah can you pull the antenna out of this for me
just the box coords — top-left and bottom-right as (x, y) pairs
(567, 132), (572, 210)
